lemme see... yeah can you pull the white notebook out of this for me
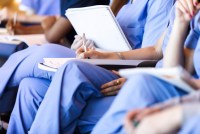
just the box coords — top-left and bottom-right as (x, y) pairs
(38, 58), (154, 72)
(65, 5), (132, 51)
(119, 66), (195, 93)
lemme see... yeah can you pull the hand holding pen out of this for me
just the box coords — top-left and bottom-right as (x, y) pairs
(71, 33), (95, 51)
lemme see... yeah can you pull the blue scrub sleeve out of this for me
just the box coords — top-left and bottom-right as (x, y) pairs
(185, 13), (200, 49)
(142, 0), (175, 47)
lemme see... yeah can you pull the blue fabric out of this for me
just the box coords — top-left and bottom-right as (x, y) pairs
(92, 74), (187, 133)
(21, 0), (60, 15)
(93, 9), (200, 134)
(0, 44), (75, 112)
(7, 77), (115, 134)
(194, 40), (200, 78)
(179, 114), (200, 134)
(116, 0), (174, 49)
(4, 0), (174, 133)
(7, 78), (50, 134)
(185, 12), (200, 49)
(27, 61), (118, 134)
(156, 6), (175, 68)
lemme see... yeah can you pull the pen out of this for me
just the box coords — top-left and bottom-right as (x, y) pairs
(82, 33), (87, 52)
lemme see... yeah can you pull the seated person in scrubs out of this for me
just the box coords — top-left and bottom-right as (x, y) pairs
(124, 91), (200, 134)
(3, 0), (175, 133)
(92, 0), (200, 133)
(0, 0), (60, 24)
(5, 0), (124, 45)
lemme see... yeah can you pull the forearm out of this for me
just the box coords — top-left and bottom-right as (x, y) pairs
(15, 25), (44, 34)
(19, 14), (47, 23)
(104, 31), (165, 60)
(163, 19), (190, 68)
(6, 9), (47, 23)
(104, 46), (162, 60)
(42, 17), (72, 43)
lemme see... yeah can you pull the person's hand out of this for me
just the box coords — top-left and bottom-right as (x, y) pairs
(101, 73), (126, 96)
(175, 0), (200, 23)
(71, 35), (95, 51)
(124, 107), (161, 134)
(76, 45), (107, 59)
(135, 106), (182, 134)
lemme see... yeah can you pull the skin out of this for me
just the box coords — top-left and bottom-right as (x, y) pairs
(3, 0), (127, 43)
(0, 7), (47, 23)
(124, 0), (200, 133)
(76, 26), (166, 96)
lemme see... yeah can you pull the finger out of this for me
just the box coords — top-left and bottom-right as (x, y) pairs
(101, 80), (116, 89)
(77, 51), (92, 59)
(124, 111), (139, 134)
(73, 36), (82, 45)
(112, 70), (120, 76)
(103, 90), (119, 96)
(80, 50), (94, 59)
(76, 45), (85, 55)
(74, 35), (82, 39)
(177, 1), (192, 18)
(87, 40), (95, 49)
(186, 0), (195, 16)
(136, 108), (161, 121)
(180, 0), (191, 12)
(101, 85), (121, 94)
(72, 39), (84, 50)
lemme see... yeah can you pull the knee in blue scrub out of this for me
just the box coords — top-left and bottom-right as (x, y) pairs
(123, 74), (187, 106)
(31, 44), (75, 59)
(18, 78), (50, 107)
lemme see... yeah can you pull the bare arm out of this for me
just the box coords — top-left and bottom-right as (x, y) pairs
(6, 20), (44, 35)
(0, 7), (47, 23)
(163, 0), (200, 74)
(110, 0), (128, 16)
(163, 19), (190, 68)
(41, 17), (73, 43)
(77, 30), (166, 61)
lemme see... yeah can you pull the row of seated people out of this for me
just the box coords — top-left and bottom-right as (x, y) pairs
(0, 0), (200, 133)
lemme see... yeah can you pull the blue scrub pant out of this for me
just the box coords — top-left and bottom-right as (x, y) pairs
(92, 74), (188, 134)
(0, 44), (75, 112)
(8, 61), (118, 134)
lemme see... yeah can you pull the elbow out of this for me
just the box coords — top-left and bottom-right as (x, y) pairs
(45, 32), (60, 43)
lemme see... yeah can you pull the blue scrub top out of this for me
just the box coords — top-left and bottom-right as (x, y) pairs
(188, 12), (200, 78)
(21, 0), (60, 15)
(156, 6), (200, 78)
(116, 0), (174, 49)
